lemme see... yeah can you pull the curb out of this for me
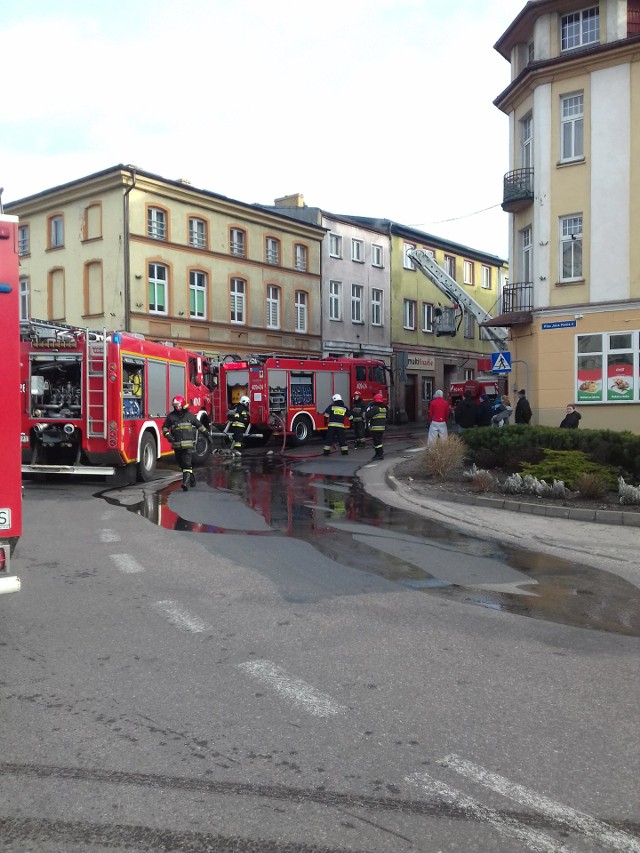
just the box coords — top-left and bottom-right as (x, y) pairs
(385, 470), (640, 528)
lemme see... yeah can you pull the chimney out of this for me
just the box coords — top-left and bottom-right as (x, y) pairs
(274, 193), (305, 208)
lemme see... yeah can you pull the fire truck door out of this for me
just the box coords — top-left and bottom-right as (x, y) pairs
(315, 372), (332, 412)
(333, 373), (350, 404)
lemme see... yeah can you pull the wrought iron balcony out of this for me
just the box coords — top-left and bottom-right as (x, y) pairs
(502, 168), (534, 212)
(480, 282), (533, 329)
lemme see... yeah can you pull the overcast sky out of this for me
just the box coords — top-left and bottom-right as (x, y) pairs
(3, 0), (519, 258)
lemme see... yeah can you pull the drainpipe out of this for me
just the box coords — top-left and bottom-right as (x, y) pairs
(123, 166), (137, 331)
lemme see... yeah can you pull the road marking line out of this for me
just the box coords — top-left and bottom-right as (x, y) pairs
(238, 660), (347, 717)
(439, 754), (640, 853)
(406, 772), (573, 853)
(153, 600), (211, 633)
(99, 529), (121, 543)
(109, 554), (145, 574)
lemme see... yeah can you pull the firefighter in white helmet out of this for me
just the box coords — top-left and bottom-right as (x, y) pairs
(162, 395), (209, 490)
(322, 393), (352, 456)
(226, 395), (250, 457)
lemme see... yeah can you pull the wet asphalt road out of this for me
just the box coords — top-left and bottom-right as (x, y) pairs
(2, 437), (639, 852)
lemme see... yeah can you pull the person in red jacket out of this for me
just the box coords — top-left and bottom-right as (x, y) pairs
(428, 390), (450, 443)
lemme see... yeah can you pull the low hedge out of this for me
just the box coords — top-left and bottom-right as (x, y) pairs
(460, 424), (640, 481)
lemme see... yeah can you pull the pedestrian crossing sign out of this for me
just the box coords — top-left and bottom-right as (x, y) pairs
(490, 351), (512, 373)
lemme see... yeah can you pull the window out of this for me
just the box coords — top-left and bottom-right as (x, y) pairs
(294, 244), (308, 272)
(18, 225), (29, 256)
(295, 290), (307, 333)
(85, 261), (103, 315)
(371, 244), (383, 267)
(403, 242), (416, 269)
(561, 93), (584, 161)
(148, 263), (168, 314)
(189, 218), (207, 249)
(230, 228), (245, 256)
(560, 215), (583, 281)
(521, 226), (532, 282)
(230, 277), (246, 323)
(266, 284), (280, 328)
(561, 7), (599, 52)
(464, 368), (475, 382)
(147, 207), (167, 240)
(329, 233), (342, 258)
(48, 215), (64, 248)
(329, 280), (342, 321)
(444, 254), (456, 279)
(83, 203), (102, 241)
(521, 115), (533, 169)
(19, 276), (29, 320)
(351, 238), (364, 263)
(371, 288), (383, 326)
(575, 331), (640, 404)
(190, 270), (207, 319)
(464, 311), (475, 339)
(481, 265), (492, 290)
(422, 302), (434, 333)
(266, 237), (280, 265)
(421, 377), (434, 402)
(351, 284), (364, 323)
(463, 260), (474, 285)
(403, 299), (416, 330)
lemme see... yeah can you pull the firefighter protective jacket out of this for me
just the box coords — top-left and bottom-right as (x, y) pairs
(323, 401), (352, 428)
(351, 397), (366, 423)
(228, 402), (249, 431)
(365, 402), (387, 432)
(162, 409), (208, 449)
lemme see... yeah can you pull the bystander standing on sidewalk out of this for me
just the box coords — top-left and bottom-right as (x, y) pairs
(560, 404), (581, 428)
(428, 390), (450, 443)
(454, 390), (477, 433)
(515, 389), (532, 424)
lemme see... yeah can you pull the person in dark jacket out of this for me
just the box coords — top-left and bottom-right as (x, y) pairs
(226, 395), (250, 456)
(454, 390), (477, 433)
(559, 404), (581, 428)
(515, 389), (533, 424)
(162, 395), (209, 490)
(365, 392), (387, 460)
(323, 394), (352, 456)
(476, 393), (494, 427)
(350, 391), (367, 448)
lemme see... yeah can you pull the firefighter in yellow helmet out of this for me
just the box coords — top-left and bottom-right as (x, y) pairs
(323, 393), (352, 456)
(162, 395), (209, 490)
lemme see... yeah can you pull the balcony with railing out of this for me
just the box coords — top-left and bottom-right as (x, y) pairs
(502, 168), (534, 212)
(480, 281), (533, 330)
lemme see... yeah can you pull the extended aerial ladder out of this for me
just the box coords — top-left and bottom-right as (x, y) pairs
(407, 248), (509, 352)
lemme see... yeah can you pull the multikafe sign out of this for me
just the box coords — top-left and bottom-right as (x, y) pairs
(490, 351), (512, 373)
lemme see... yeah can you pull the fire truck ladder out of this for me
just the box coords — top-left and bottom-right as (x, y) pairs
(407, 249), (509, 352)
(86, 330), (108, 439)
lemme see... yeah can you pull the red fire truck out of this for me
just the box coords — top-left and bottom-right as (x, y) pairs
(20, 320), (214, 481)
(0, 214), (22, 594)
(207, 354), (389, 445)
(448, 378), (503, 408)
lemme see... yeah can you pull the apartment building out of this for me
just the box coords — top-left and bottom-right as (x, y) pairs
(495, 0), (640, 430)
(8, 165), (325, 359)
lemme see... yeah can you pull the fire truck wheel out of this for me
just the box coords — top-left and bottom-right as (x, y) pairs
(137, 433), (157, 482)
(289, 414), (314, 447)
(192, 431), (212, 466)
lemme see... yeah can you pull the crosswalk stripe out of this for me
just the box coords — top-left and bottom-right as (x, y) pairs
(109, 554), (145, 574)
(153, 600), (211, 633)
(238, 660), (346, 717)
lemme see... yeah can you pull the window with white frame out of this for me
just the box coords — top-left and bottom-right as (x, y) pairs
(464, 368), (475, 382)
(403, 242), (416, 269)
(422, 302), (434, 333)
(49, 215), (64, 248)
(329, 233), (342, 258)
(148, 263), (168, 314)
(230, 277), (246, 323)
(561, 93), (584, 161)
(18, 225), (30, 256)
(561, 7), (599, 52)
(403, 299), (416, 330)
(266, 237), (280, 265)
(266, 284), (280, 328)
(19, 276), (29, 320)
(463, 311), (475, 339)
(147, 207), (166, 240)
(371, 288), (383, 326)
(560, 215), (583, 281)
(421, 377), (434, 402)
(371, 244), (383, 267)
(521, 226), (532, 282)
(351, 284), (364, 322)
(444, 254), (456, 279)
(351, 238), (364, 263)
(575, 331), (640, 404)
(189, 218), (206, 249)
(481, 265), (492, 289)
(521, 114), (533, 169)
(230, 228), (245, 256)
(295, 290), (307, 332)
(329, 280), (342, 321)
(294, 244), (308, 272)
(189, 270), (207, 319)
(463, 260), (474, 285)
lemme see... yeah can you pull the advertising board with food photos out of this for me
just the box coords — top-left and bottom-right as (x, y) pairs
(576, 332), (637, 403)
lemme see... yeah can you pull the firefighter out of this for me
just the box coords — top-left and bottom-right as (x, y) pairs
(323, 393), (352, 456)
(366, 392), (387, 460)
(162, 395), (209, 491)
(350, 391), (366, 448)
(226, 395), (250, 457)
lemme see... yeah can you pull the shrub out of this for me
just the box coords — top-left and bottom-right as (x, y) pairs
(465, 466), (496, 494)
(573, 472), (609, 499)
(501, 472), (568, 498)
(520, 449), (619, 491)
(414, 434), (467, 479)
(618, 477), (640, 505)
